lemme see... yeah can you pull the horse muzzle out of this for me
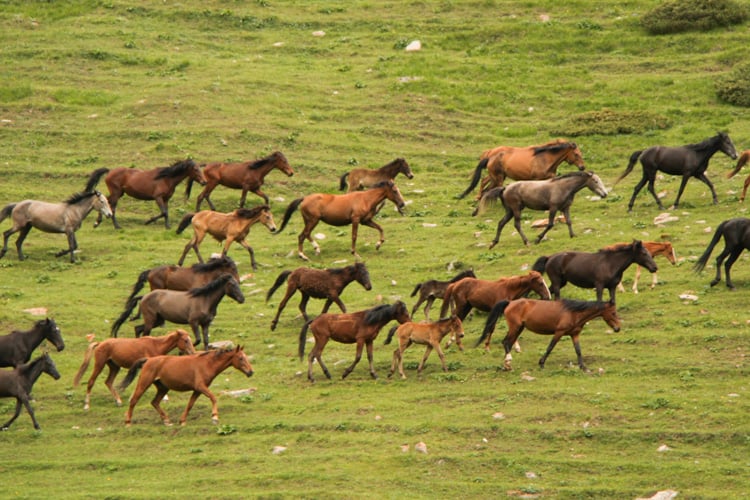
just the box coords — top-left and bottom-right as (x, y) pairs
(245, 369), (254, 377)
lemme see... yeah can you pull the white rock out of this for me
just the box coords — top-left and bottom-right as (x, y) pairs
(272, 446), (287, 455)
(414, 441), (428, 453)
(492, 412), (505, 420)
(312, 31), (325, 37)
(657, 444), (671, 452)
(405, 40), (421, 52)
(636, 491), (679, 500)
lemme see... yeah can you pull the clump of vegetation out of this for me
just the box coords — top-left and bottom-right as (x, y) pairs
(550, 109), (671, 136)
(716, 63), (750, 107)
(641, 0), (748, 35)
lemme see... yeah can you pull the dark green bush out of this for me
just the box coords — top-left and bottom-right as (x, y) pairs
(550, 109), (672, 137)
(716, 63), (750, 107)
(641, 0), (748, 35)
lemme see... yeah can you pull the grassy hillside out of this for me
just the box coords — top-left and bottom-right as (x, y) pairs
(1, 1), (749, 498)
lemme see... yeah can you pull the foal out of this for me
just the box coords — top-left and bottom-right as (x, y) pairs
(0, 353), (60, 430)
(384, 316), (464, 379)
(409, 269), (476, 320)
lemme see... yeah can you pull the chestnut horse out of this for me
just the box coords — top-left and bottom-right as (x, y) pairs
(604, 241), (676, 293)
(479, 298), (621, 371)
(73, 329), (196, 411)
(298, 301), (411, 382)
(339, 158), (413, 192)
(266, 262), (372, 331)
(277, 180), (406, 261)
(120, 345), (253, 426)
(694, 217), (750, 290)
(87, 158), (207, 229)
(176, 205), (276, 269)
(0, 353), (60, 430)
(726, 149), (750, 201)
(384, 315), (464, 379)
(533, 240), (658, 302)
(410, 269), (477, 320)
(0, 318), (65, 368)
(458, 139), (585, 199)
(193, 151), (294, 210)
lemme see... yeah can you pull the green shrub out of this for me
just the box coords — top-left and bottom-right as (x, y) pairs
(716, 63), (750, 107)
(550, 109), (672, 136)
(641, 0), (747, 34)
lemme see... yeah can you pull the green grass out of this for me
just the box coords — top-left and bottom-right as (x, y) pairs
(1, 1), (750, 498)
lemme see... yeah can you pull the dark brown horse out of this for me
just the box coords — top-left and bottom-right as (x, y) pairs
(479, 298), (621, 371)
(694, 218), (750, 290)
(298, 301), (411, 382)
(604, 241), (676, 294)
(120, 345), (253, 426)
(477, 171), (608, 245)
(73, 329), (196, 411)
(111, 274), (245, 349)
(339, 158), (414, 192)
(193, 151), (294, 210)
(0, 318), (65, 368)
(615, 132), (738, 211)
(266, 262), (372, 331)
(277, 180), (406, 261)
(87, 158), (207, 229)
(176, 205), (277, 269)
(459, 139), (585, 199)
(410, 269), (477, 320)
(726, 149), (750, 201)
(533, 240), (658, 302)
(0, 353), (60, 430)
(384, 315), (464, 379)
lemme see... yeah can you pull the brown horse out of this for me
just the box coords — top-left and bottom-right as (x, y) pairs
(298, 301), (411, 382)
(458, 139), (585, 199)
(73, 329), (195, 411)
(176, 205), (277, 269)
(111, 274), (245, 349)
(193, 151), (295, 210)
(410, 269), (477, 320)
(479, 298), (621, 371)
(384, 316), (464, 379)
(726, 149), (750, 201)
(339, 158), (414, 192)
(120, 345), (253, 426)
(604, 241), (676, 293)
(277, 180), (406, 261)
(87, 159), (207, 229)
(266, 262), (372, 331)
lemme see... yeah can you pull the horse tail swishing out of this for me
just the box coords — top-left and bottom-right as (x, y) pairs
(614, 150), (643, 185)
(0, 203), (16, 224)
(125, 270), (150, 305)
(532, 256), (549, 274)
(116, 357), (148, 392)
(86, 167), (110, 193)
(694, 220), (730, 274)
(339, 172), (350, 191)
(298, 320), (313, 361)
(410, 283), (422, 297)
(266, 270), (292, 302)
(72, 341), (99, 386)
(175, 213), (194, 234)
(383, 324), (398, 345)
(476, 300), (510, 348)
(458, 157), (489, 199)
(111, 296), (143, 337)
(277, 198), (303, 233)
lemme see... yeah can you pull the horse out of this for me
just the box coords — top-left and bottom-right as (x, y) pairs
(614, 132), (738, 211)
(277, 180), (406, 261)
(458, 139), (585, 200)
(111, 274), (245, 349)
(726, 149), (750, 201)
(532, 240), (658, 302)
(87, 158), (207, 229)
(266, 262), (372, 331)
(694, 218), (750, 290)
(0, 353), (61, 430)
(384, 315), (464, 379)
(120, 345), (253, 426)
(0, 318), (65, 368)
(478, 298), (621, 371)
(0, 191), (112, 263)
(73, 329), (196, 411)
(477, 171), (608, 246)
(298, 301), (411, 382)
(410, 269), (477, 320)
(603, 241), (676, 294)
(193, 151), (294, 210)
(176, 205), (277, 269)
(339, 158), (414, 192)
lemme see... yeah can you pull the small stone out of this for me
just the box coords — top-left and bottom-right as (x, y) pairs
(414, 441), (428, 453)
(272, 446), (287, 455)
(492, 412), (505, 420)
(312, 31), (325, 37)
(657, 444), (671, 452)
(405, 40), (421, 52)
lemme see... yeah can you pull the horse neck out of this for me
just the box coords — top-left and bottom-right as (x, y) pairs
(17, 326), (45, 353)
(19, 358), (46, 389)
(380, 161), (399, 175)
(205, 350), (235, 376)
(546, 148), (571, 170)
(70, 197), (96, 220)
(365, 187), (389, 206)
(504, 277), (531, 299)
(608, 249), (638, 274)
(573, 304), (607, 326)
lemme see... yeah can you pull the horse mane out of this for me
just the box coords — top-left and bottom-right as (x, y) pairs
(370, 180), (394, 189)
(561, 298), (604, 312)
(154, 159), (196, 179)
(188, 273), (232, 297)
(235, 205), (270, 219)
(449, 269), (475, 283)
(64, 191), (96, 205)
(533, 141), (574, 155)
(549, 171), (588, 181)
(599, 240), (641, 254)
(364, 302), (404, 325)
(192, 256), (238, 274)
(248, 155), (273, 170)
(686, 134), (722, 152)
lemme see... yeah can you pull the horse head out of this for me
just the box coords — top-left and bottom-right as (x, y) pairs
(258, 206), (277, 233)
(632, 240), (658, 272)
(718, 132), (738, 160)
(529, 271), (551, 300)
(354, 262), (373, 290)
(564, 142), (586, 170)
(42, 318), (65, 352)
(93, 191), (113, 219)
(272, 151), (295, 176)
(394, 300), (411, 324)
(585, 172), (608, 198)
(383, 180), (406, 214)
(175, 329), (197, 354)
(231, 346), (254, 377)
(602, 300), (621, 332)
(188, 160), (208, 186)
(225, 276), (246, 304)
(41, 352), (61, 380)
(397, 158), (414, 179)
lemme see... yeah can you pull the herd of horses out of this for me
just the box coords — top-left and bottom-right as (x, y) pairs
(3, 133), (750, 428)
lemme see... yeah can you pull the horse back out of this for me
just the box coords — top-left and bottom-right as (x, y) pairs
(310, 312), (362, 343)
(643, 146), (702, 175)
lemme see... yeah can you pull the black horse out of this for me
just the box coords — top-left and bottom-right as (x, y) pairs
(694, 218), (750, 290)
(0, 318), (65, 368)
(615, 132), (738, 211)
(532, 240), (657, 302)
(0, 353), (61, 430)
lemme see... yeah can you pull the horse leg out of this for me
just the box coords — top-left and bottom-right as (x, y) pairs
(309, 338), (332, 381)
(270, 288), (296, 331)
(342, 339), (366, 379)
(236, 238), (257, 270)
(102, 361), (122, 407)
(562, 206), (575, 239)
(365, 340), (378, 379)
(423, 297), (435, 320)
(489, 210), (515, 248)
(696, 173), (719, 205)
(149, 380), (172, 426)
(742, 174), (750, 202)
(671, 175), (692, 209)
(633, 265), (642, 293)
(501, 325), (524, 369)
(534, 210), (558, 245)
(570, 333), (588, 371)
(722, 248), (744, 290)
(297, 219), (319, 261)
(145, 197), (169, 228)
(125, 375), (152, 426)
(1, 225), (18, 259)
(328, 295), (348, 314)
(538, 333), (564, 369)
(350, 221), (362, 258)
(627, 175), (650, 212)
(251, 188), (269, 206)
(106, 192), (123, 229)
(362, 220), (385, 252)
(56, 231), (77, 263)
(196, 183), (216, 211)
(1, 400), (25, 430)
(710, 247), (732, 287)
(11, 224), (32, 261)
(417, 344), (434, 375)
(180, 389), (214, 425)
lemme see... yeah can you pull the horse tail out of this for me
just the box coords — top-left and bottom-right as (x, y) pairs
(383, 324), (399, 345)
(117, 357), (148, 392)
(339, 172), (349, 191)
(298, 320), (312, 361)
(439, 286), (454, 318)
(694, 221), (726, 272)
(457, 157), (488, 199)
(476, 300), (509, 348)
(614, 150), (642, 185)
(277, 198), (303, 234)
(86, 167), (109, 192)
(72, 341), (99, 386)
(266, 270), (292, 301)
(126, 270), (150, 305)
(175, 213), (194, 234)
(410, 282), (422, 297)
(111, 296), (142, 337)
(727, 151), (749, 178)
(532, 255), (549, 274)
(0, 203), (17, 224)
(477, 187), (505, 215)
(185, 177), (194, 200)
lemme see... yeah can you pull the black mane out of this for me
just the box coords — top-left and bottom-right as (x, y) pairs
(155, 159), (196, 179)
(561, 298), (605, 312)
(534, 142), (574, 156)
(188, 273), (233, 297)
(192, 256), (238, 274)
(64, 191), (96, 205)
